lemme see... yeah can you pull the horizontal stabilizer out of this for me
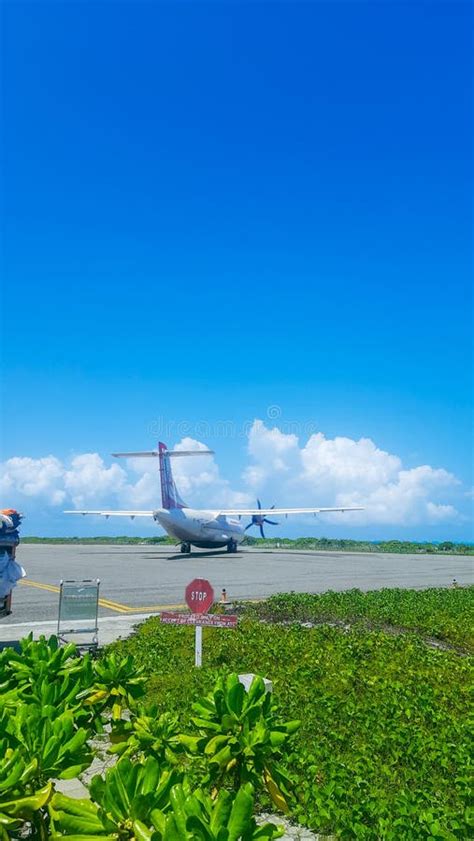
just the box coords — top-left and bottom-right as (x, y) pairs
(112, 450), (214, 458)
(164, 450), (214, 458)
(112, 451), (159, 458)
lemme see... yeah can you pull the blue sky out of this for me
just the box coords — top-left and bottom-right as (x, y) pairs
(1, 1), (472, 540)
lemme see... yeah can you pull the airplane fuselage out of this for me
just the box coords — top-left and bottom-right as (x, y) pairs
(153, 507), (245, 549)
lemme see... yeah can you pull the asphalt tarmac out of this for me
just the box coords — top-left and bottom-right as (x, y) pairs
(2, 543), (471, 631)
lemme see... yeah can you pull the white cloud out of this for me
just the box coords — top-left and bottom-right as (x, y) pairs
(0, 456), (66, 505)
(331, 465), (460, 526)
(245, 420), (300, 478)
(301, 433), (401, 489)
(241, 421), (462, 526)
(64, 454), (127, 508)
(0, 423), (465, 529)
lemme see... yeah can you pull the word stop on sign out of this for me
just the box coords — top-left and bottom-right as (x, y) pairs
(185, 578), (214, 615)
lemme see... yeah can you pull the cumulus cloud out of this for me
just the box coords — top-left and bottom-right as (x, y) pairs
(0, 422), (465, 529)
(241, 422), (462, 526)
(0, 456), (66, 505)
(64, 454), (127, 508)
(301, 433), (401, 489)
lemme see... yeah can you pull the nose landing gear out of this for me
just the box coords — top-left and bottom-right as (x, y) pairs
(226, 539), (238, 554)
(180, 542), (191, 554)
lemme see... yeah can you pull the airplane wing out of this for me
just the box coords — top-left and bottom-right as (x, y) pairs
(216, 506), (364, 516)
(64, 510), (154, 518)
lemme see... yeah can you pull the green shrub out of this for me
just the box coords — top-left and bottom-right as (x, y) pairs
(113, 612), (472, 840)
(239, 587), (474, 650)
(181, 673), (299, 812)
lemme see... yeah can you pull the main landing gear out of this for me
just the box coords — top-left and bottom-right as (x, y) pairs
(180, 542), (191, 554)
(226, 539), (238, 554)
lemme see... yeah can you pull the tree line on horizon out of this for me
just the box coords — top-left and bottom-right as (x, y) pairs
(20, 535), (473, 554)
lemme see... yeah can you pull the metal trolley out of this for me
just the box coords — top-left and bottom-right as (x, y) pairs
(57, 579), (100, 651)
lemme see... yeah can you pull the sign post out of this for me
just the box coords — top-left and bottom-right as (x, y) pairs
(185, 578), (214, 667)
(161, 578), (238, 666)
(195, 624), (202, 667)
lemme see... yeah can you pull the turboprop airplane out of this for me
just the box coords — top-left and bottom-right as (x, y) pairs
(65, 442), (363, 553)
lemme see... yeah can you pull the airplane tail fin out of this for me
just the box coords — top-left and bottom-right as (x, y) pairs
(158, 442), (188, 510)
(112, 442), (214, 510)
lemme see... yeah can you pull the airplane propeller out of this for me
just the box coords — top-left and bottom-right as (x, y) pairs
(244, 499), (279, 539)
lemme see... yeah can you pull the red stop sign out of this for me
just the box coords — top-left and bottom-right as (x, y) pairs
(185, 578), (214, 614)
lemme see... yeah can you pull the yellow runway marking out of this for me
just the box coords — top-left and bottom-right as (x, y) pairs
(19, 579), (184, 615)
(19, 580), (59, 594)
(120, 603), (186, 613)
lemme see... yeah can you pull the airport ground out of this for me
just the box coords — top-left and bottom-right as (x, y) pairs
(1, 543), (471, 645)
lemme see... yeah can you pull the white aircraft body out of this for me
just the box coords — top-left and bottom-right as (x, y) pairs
(65, 442), (363, 553)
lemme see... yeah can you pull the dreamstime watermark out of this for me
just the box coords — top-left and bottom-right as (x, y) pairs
(266, 404), (282, 420)
(146, 406), (319, 443)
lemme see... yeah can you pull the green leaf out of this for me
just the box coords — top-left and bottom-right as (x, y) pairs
(169, 786), (188, 839)
(0, 782), (53, 817)
(162, 814), (184, 841)
(59, 764), (89, 780)
(132, 819), (153, 841)
(51, 810), (104, 834)
(50, 793), (99, 818)
(226, 682), (245, 717)
(227, 784), (254, 841)
(186, 814), (214, 841)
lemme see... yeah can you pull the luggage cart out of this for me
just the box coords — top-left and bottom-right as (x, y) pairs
(57, 579), (100, 651)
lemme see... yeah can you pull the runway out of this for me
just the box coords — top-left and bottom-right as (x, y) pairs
(2, 544), (472, 628)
